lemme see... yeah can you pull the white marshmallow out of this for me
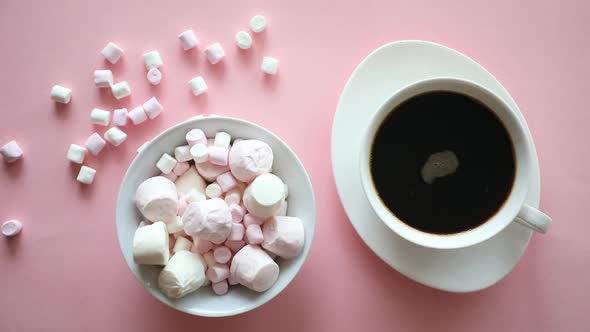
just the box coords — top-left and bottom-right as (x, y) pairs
(166, 216), (184, 234)
(182, 198), (232, 244)
(1, 220), (23, 237)
(112, 81), (131, 99)
(224, 187), (243, 206)
(173, 145), (192, 162)
(243, 174), (285, 218)
(250, 14), (267, 33)
(276, 200), (288, 216)
(212, 280), (229, 295)
(189, 76), (208, 96)
(134, 222), (170, 265)
(85, 132), (106, 156)
(101, 42), (124, 64)
(77, 166), (96, 185)
(104, 127), (127, 146)
(178, 29), (198, 50)
(50, 85), (72, 104)
(156, 153), (177, 174)
(204, 43), (225, 64)
(262, 216), (305, 259)
(230, 245), (278, 292)
(214, 132), (231, 148)
(94, 70), (113, 88)
(235, 30), (252, 49)
(147, 68), (162, 85)
(186, 129), (207, 146)
(229, 140), (273, 182)
(1, 141), (23, 163)
(261, 56), (279, 75)
(205, 182), (223, 198)
(184, 189), (206, 203)
(112, 108), (128, 126)
(190, 143), (208, 163)
(175, 166), (207, 196)
(196, 160), (229, 182)
(128, 106), (147, 125)
(67, 144), (86, 164)
(90, 108), (110, 126)
(172, 236), (192, 253)
(159, 250), (206, 298)
(135, 176), (178, 223)
(143, 50), (163, 70)
(143, 97), (163, 119)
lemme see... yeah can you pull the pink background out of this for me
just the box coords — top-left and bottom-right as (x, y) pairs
(1, 0), (588, 331)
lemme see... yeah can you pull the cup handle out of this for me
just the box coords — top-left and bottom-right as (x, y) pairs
(514, 204), (552, 234)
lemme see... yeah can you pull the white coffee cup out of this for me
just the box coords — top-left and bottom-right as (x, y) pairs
(359, 77), (552, 249)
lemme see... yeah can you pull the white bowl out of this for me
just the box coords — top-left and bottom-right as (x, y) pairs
(115, 116), (316, 317)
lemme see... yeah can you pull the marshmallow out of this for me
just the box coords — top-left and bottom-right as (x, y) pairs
(230, 245), (278, 292)
(243, 174), (285, 218)
(113, 108), (128, 126)
(158, 251), (206, 298)
(186, 129), (207, 146)
(156, 153), (177, 174)
(216, 171), (238, 192)
(195, 160), (230, 182)
(173, 161), (190, 176)
(169, 234), (175, 251)
(212, 280), (229, 295)
(104, 127), (127, 146)
(243, 213), (265, 227)
(206, 263), (230, 283)
(246, 224), (264, 245)
(177, 197), (188, 216)
(178, 29), (198, 50)
(229, 204), (246, 223)
(147, 68), (162, 85)
(228, 274), (239, 286)
(189, 76), (208, 96)
(67, 144), (86, 164)
(250, 14), (267, 33)
(213, 246), (232, 264)
(194, 238), (213, 255)
(224, 240), (245, 253)
(166, 216), (184, 234)
(214, 132), (231, 148)
(143, 51), (163, 70)
(235, 30), (252, 49)
(228, 222), (245, 241)
(173, 231), (189, 240)
(184, 189), (206, 203)
(112, 81), (131, 99)
(175, 167), (206, 196)
(261, 56), (279, 75)
(229, 140), (273, 182)
(1, 141), (23, 163)
(173, 236), (192, 253)
(85, 132), (106, 156)
(161, 172), (178, 182)
(205, 182), (223, 198)
(208, 146), (229, 166)
(174, 145), (192, 162)
(182, 198), (232, 244)
(94, 70), (113, 88)
(224, 187), (243, 206)
(1, 220), (22, 237)
(143, 97), (163, 119)
(204, 43), (225, 64)
(128, 106), (148, 125)
(190, 144), (208, 163)
(276, 200), (288, 216)
(262, 216), (305, 259)
(50, 85), (72, 104)
(203, 251), (217, 268)
(135, 176), (178, 223)
(207, 138), (215, 146)
(76, 166), (96, 184)
(90, 108), (110, 126)
(101, 42), (124, 64)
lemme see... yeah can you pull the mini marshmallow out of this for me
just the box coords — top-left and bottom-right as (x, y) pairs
(229, 204), (246, 223)
(101, 42), (124, 64)
(229, 140), (274, 182)
(161, 172), (178, 182)
(156, 153), (177, 174)
(212, 280), (229, 295)
(143, 51), (163, 70)
(196, 161), (230, 182)
(85, 132), (106, 156)
(50, 85), (72, 104)
(262, 216), (305, 259)
(216, 171), (238, 192)
(190, 144), (209, 163)
(143, 97), (163, 119)
(67, 144), (86, 164)
(189, 76), (208, 96)
(90, 108), (110, 126)
(112, 81), (131, 99)
(182, 198), (232, 244)
(246, 224), (264, 245)
(250, 14), (267, 33)
(147, 68), (162, 85)
(166, 216), (184, 234)
(94, 70), (113, 88)
(235, 30), (252, 49)
(112, 108), (128, 126)
(174, 145), (192, 162)
(178, 29), (198, 50)
(184, 189), (206, 203)
(205, 182), (223, 198)
(276, 200), (288, 216)
(203, 251), (217, 268)
(194, 238), (213, 255)
(225, 240), (245, 253)
(228, 222), (245, 241)
(205, 43), (225, 64)
(224, 187), (243, 206)
(208, 146), (229, 166)
(175, 167), (207, 196)
(173, 236), (192, 253)
(158, 251), (206, 298)
(214, 132), (231, 148)
(261, 56), (279, 75)
(1, 141), (23, 163)
(135, 176), (179, 223)
(243, 174), (285, 218)
(76, 166), (96, 184)
(228, 273), (239, 286)
(230, 245), (278, 292)
(1, 220), (22, 237)
(104, 127), (127, 146)
(128, 106), (148, 125)
(213, 246), (232, 264)
(243, 213), (264, 227)
(186, 129), (207, 146)
(173, 161), (190, 176)
(206, 263), (230, 283)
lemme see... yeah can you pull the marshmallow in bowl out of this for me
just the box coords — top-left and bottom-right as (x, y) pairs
(111, 81), (131, 99)
(228, 222), (245, 241)
(166, 216), (184, 234)
(135, 176), (178, 223)
(133, 221), (169, 265)
(229, 204), (246, 223)
(156, 153), (177, 174)
(224, 186), (243, 206)
(276, 200), (288, 216)
(158, 251), (206, 298)
(196, 160), (230, 182)
(208, 146), (229, 166)
(186, 129), (207, 146)
(174, 167), (206, 196)
(214, 132), (231, 148)
(184, 189), (206, 203)
(262, 216), (304, 259)
(174, 145), (192, 162)
(143, 50), (163, 70)
(245, 224), (264, 245)
(230, 245), (278, 292)
(207, 263), (230, 283)
(213, 246), (232, 264)
(229, 140), (273, 182)
(190, 143), (208, 163)
(205, 182), (223, 198)
(173, 161), (190, 176)
(216, 171), (238, 192)
(178, 29), (198, 50)
(101, 42), (123, 64)
(51, 85), (72, 104)
(243, 174), (285, 218)
(182, 197), (232, 244)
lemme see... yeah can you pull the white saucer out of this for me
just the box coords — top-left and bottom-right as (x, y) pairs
(331, 40), (540, 292)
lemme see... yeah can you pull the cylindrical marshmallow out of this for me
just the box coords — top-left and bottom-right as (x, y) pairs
(186, 129), (207, 146)
(243, 174), (285, 218)
(196, 161), (229, 182)
(229, 204), (246, 223)
(225, 240), (245, 253)
(235, 30), (252, 49)
(173, 236), (192, 253)
(133, 221), (170, 265)
(203, 251), (217, 268)
(101, 42), (124, 64)
(112, 81), (131, 99)
(189, 76), (208, 96)
(51, 85), (72, 104)
(204, 43), (225, 64)
(84, 132), (106, 156)
(112, 108), (128, 126)
(205, 182), (223, 198)
(194, 238), (213, 255)
(229, 140), (274, 182)
(243, 213), (265, 227)
(182, 198), (232, 244)
(156, 153), (177, 175)
(246, 224), (264, 245)
(190, 144), (209, 163)
(143, 97), (163, 119)
(1, 141), (23, 163)
(262, 216), (305, 259)
(214, 132), (231, 148)
(261, 56), (279, 75)
(228, 222), (245, 241)
(212, 280), (229, 295)
(224, 187), (243, 206)
(1, 220), (22, 237)
(94, 70), (113, 88)
(206, 263), (230, 283)
(128, 106), (148, 125)
(228, 273), (239, 286)
(147, 68), (162, 85)
(67, 144), (86, 164)
(104, 127), (127, 146)
(90, 108), (110, 126)
(177, 197), (188, 216)
(175, 167), (206, 197)
(216, 172), (238, 192)
(173, 161), (190, 176)
(143, 50), (163, 70)
(250, 14), (267, 33)
(213, 246), (232, 264)
(135, 176), (179, 223)
(230, 245), (279, 292)
(166, 216), (184, 234)
(158, 251), (206, 298)
(178, 29), (198, 50)
(161, 172), (177, 182)
(174, 145), (192, 162)
(208, 146), (229, 166)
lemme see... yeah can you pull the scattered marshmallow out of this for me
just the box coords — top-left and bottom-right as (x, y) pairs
(85, 132), (106, 156)
(112, 81), (131, 99)
(156, 153), (177, 174)
(228, 222), (245, 241)
(225, 239), (245, 253)
(135, 176), (178, 223)
(214, 131), (231, 148)
(77, 166), (96, 185)
(235, 30), (252, 49)
(229, 140), (273, 182)
(250, 14), (267, 33)
(204, 43), (225, 64)
(243, 213), (264, 227)
(213, 246), (232, 264)
(101, 42), (124, 64)
(216, 171), (238, 192)
(189, 76), (208, 96)
(190, 144), (208, 163)
(243, 173), (285, 218)
(206, 263), (230, 283)
(90, 108), (110, 126)
(94, 70), (113, 88)
(230, 245), (278, 292)
(128, 106), (148, 125)
(186, 129), (207, 146)
(208, 146), (229, 166)
(205, 182), (223, 198)
(246, 224), (264, 245)
(158, 250), (206, 298)
(173, 161), (190, 177)
(67, 144), (86, 164)
(182, 197), (231, 244)
(174, 145), (192, 162)
(1, 220), (22, 237)
(173, 236), (192, 253)
(104, 127), (127, 146)
(261, 56), (279, 75)
(50, 85), (72, 104)
(1, 141), (23, 163)
(143, 97), (163, 119)
(212, 280), (229, 295)
(195, 160), (229, 182)
(143, 50), (163, 70)
(147, 68), (162, 85)
(175, 167), (207, 196)
(229, 203), (246, 223)
(178, 29), (198, 50)
(166, 216), (184, 234)
(262, 216), (305, 259)
(113, 108), (128, 126)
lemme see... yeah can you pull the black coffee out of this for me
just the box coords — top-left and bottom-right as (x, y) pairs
(370, 91), (515, 234)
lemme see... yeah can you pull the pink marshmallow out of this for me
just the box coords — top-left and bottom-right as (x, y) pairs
(224, 240), (245, 253)
(182, 198), (231, 244)
(213, 246), (232, 264)
(135, 176), (179, 223)
(194, 238), (213, 254)
(185, 129), (207, 146)
(205, 42), (225, 64)
(229, 204), (246, 223)
(216, 171), (238, 192)
(143, 97), (163, 119)
(1, 141), (23, 163)
(195, 160), (230, 182)
(212, 280), (229, 295)
(262, 216), (305, 259)
(243, 213), (265, 227)
(161, 171), (177, 182)
(173, 161), (190, 176)
(84, 132), (106, 156)
(230, 245), (278, 292)
(203, 251), (217, 268)
(128, 106), (148, 125)
(246, 224), (264, 245)
(228, 273), (239, 286)
(229, 140), (274, 182)
(206, 263), (230, 283)
(228, 222), (245, 241)
(224, 186), (243, 206)
(113, 108), (128, 126)
(208, 146), (229, 166)
(177, 196), (188, 216)
(101, 42), (124, 64)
